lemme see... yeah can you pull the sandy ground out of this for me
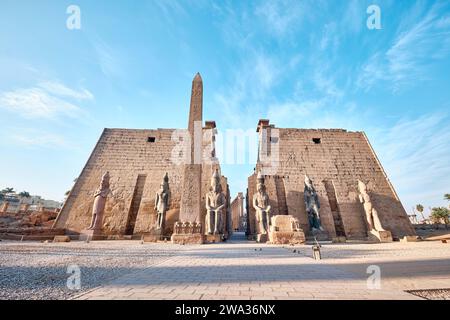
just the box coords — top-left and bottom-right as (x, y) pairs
(0, 240), (182, 300)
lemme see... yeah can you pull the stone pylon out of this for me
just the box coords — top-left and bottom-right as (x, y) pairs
(173, 73), (204, 244)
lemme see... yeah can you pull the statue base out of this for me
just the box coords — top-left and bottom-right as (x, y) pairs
(368, 229), (393, 243)
(332, 236), (347, 243)
(142, 229), (162, 242)
(171, 233), (204, 245)
(269, 231), (306, 244)
(268, 215), (306, 245)
(79, 229), (105, 241)
(205, 234), (223, 243)
(256, 233), (268, 243)
(307, 228), (329, 241)
(171, 221), (203, 244)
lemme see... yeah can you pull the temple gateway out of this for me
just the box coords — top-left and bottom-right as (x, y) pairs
(53, 73), (416, 243)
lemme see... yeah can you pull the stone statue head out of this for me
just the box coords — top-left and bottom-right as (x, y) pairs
(160, 172), (169, 192)
(256, 171), (266, 195)
(304, 175), (313, 189)
(210, 169), (222, 193)
(257, 182), (266, 194)
(257, 171), (265, 184)
(100, 171), (110, 189)
(358, 180), (367, 193)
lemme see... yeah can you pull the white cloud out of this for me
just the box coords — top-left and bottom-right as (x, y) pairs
(11, 132), (71, 149)
(38, 81), (93, 100)
(154, 0), (187, 25)
(212, 51), (282, 129)
(255, 0), (307, 37)
(312, 68), (344, 99)
(358, 2), (450, 92)
(342, 0), (364, 34)
(93, 40), (121, 77)
(267, 99), (324, 126)
(0, 81), (91, 119)
(254, 54), (278, 90)
(369, 112), (450, 212)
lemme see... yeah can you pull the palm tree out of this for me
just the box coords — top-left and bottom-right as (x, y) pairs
(431, 207), (450, 228)
(416, 204), (425, 221)
(445, 194), (450, 201)
(19, 191), (31, 198)
(1, 187), (14, 194)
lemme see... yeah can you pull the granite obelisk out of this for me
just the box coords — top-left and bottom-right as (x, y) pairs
(172, 73), (204, 244)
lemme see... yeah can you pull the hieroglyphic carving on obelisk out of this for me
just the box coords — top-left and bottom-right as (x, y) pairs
(179, 73), (203, 224)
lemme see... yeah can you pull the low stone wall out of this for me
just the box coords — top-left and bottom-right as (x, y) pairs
(0, 228), (65, 241)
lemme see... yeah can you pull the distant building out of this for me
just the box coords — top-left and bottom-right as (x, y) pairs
(231, 192), (246, 231)
(0, 192), (61, 214)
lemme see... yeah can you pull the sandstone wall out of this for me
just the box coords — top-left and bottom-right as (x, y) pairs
(54, 128), (184, 235)
(54, 126), (225, 236)
(249, 127), (415, 239)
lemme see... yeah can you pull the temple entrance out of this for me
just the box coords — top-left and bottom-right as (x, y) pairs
(228, 231), (248, 243)
(125, 174), (147, 235)
(323, 180), (346, 238)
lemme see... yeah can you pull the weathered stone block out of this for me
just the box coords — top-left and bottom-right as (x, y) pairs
(256, 233), (268, 243)
(171, 233), (204, 245)
(269, 215), (306, 245)
(53, 235), (70, 242)
(270, 231), (306, 244)
(368, 229), (393, 243)
(205, 234), (222, 243)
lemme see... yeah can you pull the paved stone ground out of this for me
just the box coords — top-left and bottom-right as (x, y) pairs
(74, 233), (450, 300)
(3, 233), (450, 300)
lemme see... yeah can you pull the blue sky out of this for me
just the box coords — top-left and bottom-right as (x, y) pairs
(0, 0), (449, 216)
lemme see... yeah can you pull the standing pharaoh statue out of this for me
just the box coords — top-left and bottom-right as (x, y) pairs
(253, 172), (271, 235)
(205, 169), (226, 235)
(304, 175), (324, 231)
(358, 180), (385, 232)
(88, 171), (111, 230)
(154, 172), (170, 230)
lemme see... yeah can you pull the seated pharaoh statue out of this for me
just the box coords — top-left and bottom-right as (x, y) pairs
(205, 169), (226, 235)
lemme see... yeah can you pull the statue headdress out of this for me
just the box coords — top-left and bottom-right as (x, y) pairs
(211, 169), (221, 187)
(358, 180), (367, 193)
(100, 171), (110, 189)
(257, 171), (265, 184)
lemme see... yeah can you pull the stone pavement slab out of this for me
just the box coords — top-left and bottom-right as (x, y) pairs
(75, 241), (421, 300)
